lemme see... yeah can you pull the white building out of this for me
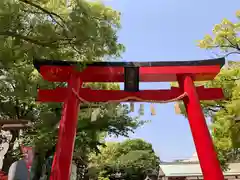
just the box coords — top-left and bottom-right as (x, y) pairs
(159, 152), (240, 180)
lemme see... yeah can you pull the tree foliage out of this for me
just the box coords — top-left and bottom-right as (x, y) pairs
(175, 10), (240, 170)
(198, 10), (240, 56)
(0, 0), (143, 174)
(88, 139), (160, 180)
(198, 11), (240, 169)
(0, 0), (124, 63)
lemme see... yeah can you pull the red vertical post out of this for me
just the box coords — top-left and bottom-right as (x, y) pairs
(50, 74), (81, 180)
(178, 75), (224, 180)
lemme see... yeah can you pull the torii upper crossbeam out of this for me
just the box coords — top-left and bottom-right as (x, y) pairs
(34, 57), (225, 180)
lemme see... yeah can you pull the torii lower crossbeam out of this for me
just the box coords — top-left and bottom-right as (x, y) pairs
(34, 58), (225, 180)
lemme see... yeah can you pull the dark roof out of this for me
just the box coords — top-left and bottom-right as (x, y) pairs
(33, 57), (225, 71)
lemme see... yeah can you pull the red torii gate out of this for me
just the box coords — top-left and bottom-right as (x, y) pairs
(34, 58), (225, 180)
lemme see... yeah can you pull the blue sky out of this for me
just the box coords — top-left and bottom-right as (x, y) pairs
(103, 0), (239, 161)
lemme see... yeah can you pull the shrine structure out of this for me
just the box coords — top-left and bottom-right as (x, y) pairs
(0, 119), (31, 131)
(34, 57), (225, 180)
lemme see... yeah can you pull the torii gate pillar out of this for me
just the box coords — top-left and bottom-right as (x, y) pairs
(178, 75), (224, 180)
(50, 74), (82, 180)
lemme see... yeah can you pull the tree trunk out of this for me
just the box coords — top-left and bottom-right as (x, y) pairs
(2, 130), (19, 173)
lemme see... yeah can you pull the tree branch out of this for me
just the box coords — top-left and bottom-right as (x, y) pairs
(223, 36), (240, 51)
(0, 31), (74, 47)
(224, 51), (240, 57)
(204, 104), (225, 109)
(19, 0), (66, 28)
(19, 0), (84, 56)
(14, 99), (20, 119)
(0, 31), (53, 47)
(206, 107), (219, 112)
(209, 45), (239, 49)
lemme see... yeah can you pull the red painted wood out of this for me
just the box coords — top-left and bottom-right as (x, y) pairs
(50, 75), (81, 180)
(39, 65), (221, 82)
(36, 60), (225, 180)
(178, 75), (224, 180)
(194, 86), (225, 100)
(37, 88), (68, 102)
(37, 86), (224, 103)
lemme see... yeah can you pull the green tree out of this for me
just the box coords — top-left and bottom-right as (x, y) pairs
(175, 10), (240, 170)
(198, 11), (240, 56)
(0, 0), (143, 174)
(88, 139), (160, 180)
